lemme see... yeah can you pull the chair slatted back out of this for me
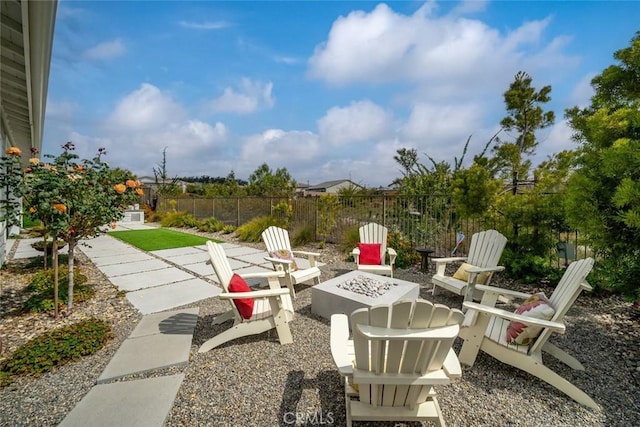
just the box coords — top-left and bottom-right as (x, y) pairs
(206, 241), (241, 320)
(466, 229), (507, 268)
(351, 300), (464, 408)
(262, 226), (292, 254)
(359, 223), (388, 266)
(529, 257), (594, 354)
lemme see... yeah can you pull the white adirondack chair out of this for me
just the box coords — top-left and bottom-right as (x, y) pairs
(331, 299), (465, 427)
(351, 223), (397, 277)
(262, 226), (321, 298)
(198, 241), (295, 353)
(431, 229), (507, 302)
(458, 257), (597, 408)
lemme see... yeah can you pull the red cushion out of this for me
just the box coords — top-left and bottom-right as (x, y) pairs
(358, 243), (382, 265)
(228, 273), (254, 319)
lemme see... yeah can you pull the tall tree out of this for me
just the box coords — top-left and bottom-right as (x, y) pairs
(492, 71), (555, 188)
(564, 31), (640, 299)
(247, 163), (295, 197)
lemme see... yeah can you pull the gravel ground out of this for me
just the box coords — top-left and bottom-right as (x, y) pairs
(1, 229), (639, 426)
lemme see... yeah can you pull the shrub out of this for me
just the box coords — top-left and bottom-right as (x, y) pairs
(291, 222), (315, 246)
(387, 227), (420, 269)
(22, 267), (93, 313)
(235, 216), (280, 242)
(160, 211), (199, 228)
(198, 217), (224, 233)
(222, 225), (236, 234)
(340, 226), (361, 260)
(0, 318), (112, 386)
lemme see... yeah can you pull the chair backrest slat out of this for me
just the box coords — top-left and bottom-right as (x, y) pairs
(529, 258), (594, 354)
(467, 229), (507, 268)
(262, 226), (292, 253)
(359, 223), (389, 265)
(350, 300), (463, 408)
(206, 241), (241, 320)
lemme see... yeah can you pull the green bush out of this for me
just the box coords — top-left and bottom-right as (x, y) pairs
(160, 211), (199, 228)
(589, 249), (640, 300)
(198, 217), (224, 233)
(0, 318), (111, 386)
(222, 225), (235, 234)
(235, 216), (281, 242)
(387, 227), (419, 269)
(22, 266), (93, 313)
(501, 248), (554, 284)
(340, 226), (361, 260)
(291, 222), (315, 246)
(25, 253), (69, 269)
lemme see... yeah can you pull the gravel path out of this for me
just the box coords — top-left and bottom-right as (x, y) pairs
(1, 231), (639, 426)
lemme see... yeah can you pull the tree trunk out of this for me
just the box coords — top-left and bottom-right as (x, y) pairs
(53, 239), (59, 318)
(67, 242), (76, 312)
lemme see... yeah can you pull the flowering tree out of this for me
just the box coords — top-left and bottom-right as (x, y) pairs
(25, 142), (142, 312)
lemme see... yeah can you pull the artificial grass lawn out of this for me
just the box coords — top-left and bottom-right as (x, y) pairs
(108, 228), (221, 251)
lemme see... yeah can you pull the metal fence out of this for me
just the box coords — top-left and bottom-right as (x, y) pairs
(156, 194), (584, 265)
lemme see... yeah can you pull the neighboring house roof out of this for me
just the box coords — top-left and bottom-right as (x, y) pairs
(0, 0), (57, 162)
(306, 179), (362, 192)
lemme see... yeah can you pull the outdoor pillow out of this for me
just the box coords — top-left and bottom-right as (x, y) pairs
(358, 243), (382, 265)
(505, 292), (555, 345)
(270, 249), (298, 272)
(452, 262), (491, 284)
(228, 273), (254, 320)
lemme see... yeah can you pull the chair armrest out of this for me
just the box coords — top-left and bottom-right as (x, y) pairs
(219, 288), (290, 300)
(386, 247), (397, 266)
(330, 314), (353, 376)
(292, 250), (320, 258)
(465, 266), (505, 274)
(352, 248), (360, 255)
(474, 284), (532, 300)
(434, 257), (467, 275)
(239, 271), (285, 280)
(264, 256), (293, 266)
(434, 257), (467, 264)
(442, 348), (462, 378)
(462, 302), (566, 333)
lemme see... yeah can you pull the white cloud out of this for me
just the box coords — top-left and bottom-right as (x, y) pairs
(209, 78), (275, 114)
(178, 20), (231, 30)
(317, 100), (393, 146)
(307, 3), (574, 88)
(241, 129), (319, 165)
(83, 38), (126, 60)
(570, 73), (596, 108)
(106, 83), (185, 132)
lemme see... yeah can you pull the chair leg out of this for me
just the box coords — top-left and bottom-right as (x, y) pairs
(482, 339), (598, 409)
(211, 310), (234, 325)
(543, 342), (586, 370)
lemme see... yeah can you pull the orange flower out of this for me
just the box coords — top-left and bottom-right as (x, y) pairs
(114, 183), (126, 194)
(23, 167), (31, 173)
(135, 180), (141, 187)
(126, 179), (137, 188)
(29, 158), (40, 165)
(29, 207), (37, 213)
(5, 146), (21, 156)
(74, 165), (84, 172)
(53, 204), (67, 213)
(135, 188), (144, 196)
(111, 222), (117, 229)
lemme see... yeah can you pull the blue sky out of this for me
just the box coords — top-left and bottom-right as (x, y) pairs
(43, 0), (639, 187)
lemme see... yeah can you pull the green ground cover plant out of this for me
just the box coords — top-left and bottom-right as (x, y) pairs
(0, 318), (111, 387)
(108, 228), (219, 251)
(22, 266), (92, 313)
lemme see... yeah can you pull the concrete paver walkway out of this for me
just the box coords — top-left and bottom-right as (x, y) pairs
(10, 223), (294, 426)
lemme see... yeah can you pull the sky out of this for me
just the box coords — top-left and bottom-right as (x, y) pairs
(42, 0), (640, 188)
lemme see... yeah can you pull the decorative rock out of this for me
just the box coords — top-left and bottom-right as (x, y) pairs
(336, 274), (397, 298)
